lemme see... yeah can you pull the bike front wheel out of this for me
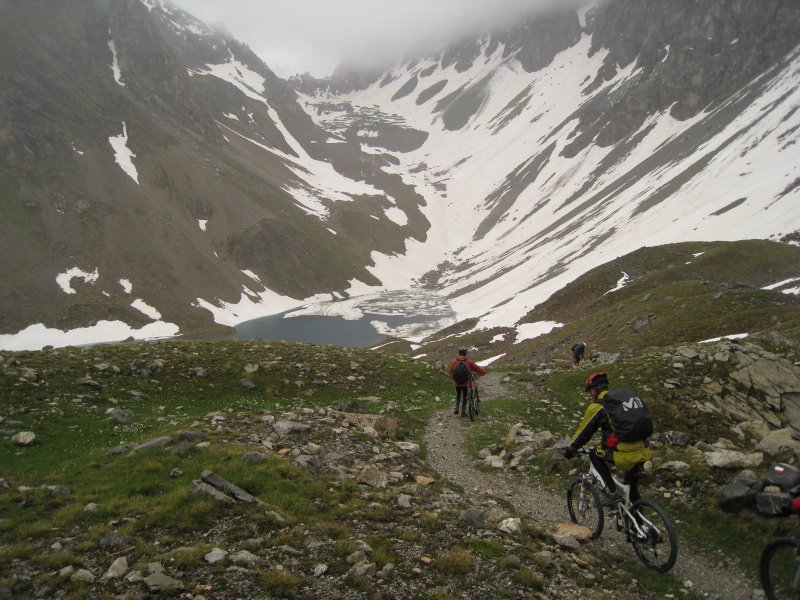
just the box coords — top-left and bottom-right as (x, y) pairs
(760, 537), (800, 600)
(629, 499), (678, 573)
(566, 478), (604, 539)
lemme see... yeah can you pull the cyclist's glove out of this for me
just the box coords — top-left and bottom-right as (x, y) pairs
(563, 445), (577, 459)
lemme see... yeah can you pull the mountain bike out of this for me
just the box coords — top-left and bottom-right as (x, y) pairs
(465, 376), (480, 421)
(759, 495), (800, 599)
(565, 448), (678, 572)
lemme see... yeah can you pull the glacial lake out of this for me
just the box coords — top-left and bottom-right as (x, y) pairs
(226, 289), (457, 348)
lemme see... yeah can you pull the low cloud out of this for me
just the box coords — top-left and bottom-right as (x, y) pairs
(171, 0), (586, 78)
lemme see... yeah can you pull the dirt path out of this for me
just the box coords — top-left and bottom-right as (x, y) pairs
(424, 372), (758, 600)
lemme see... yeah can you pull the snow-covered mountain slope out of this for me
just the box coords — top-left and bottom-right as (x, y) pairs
(298, 0), (800, 338)
(0, 0), (428, 349)
(1, 0), (799, 351)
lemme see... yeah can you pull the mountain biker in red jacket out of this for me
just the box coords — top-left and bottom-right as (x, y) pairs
(449, 348), (486, 416)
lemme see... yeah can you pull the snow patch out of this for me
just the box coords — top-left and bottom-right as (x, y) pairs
(604, 272), (630, 295)
(108, 122), (139, 184)
(514, 321), (563, 344)
(241, 269), (262, 283)
(384, 207), (408, 226)
(477, 353), (506, 366)
(108, 36), (125, 86)
(0, 320), (179, 352)
(131, 299), (161, 320)
(56, 267), (99, 295)
(190, 51), (268, 103)
(699, 333), (749, 343)
(119, 279), (133, 294)
(198, 219), (208, 231)
(762, 276), (800, 290)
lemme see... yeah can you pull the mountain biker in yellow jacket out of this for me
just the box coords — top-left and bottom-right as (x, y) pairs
(563, 372), (652, 504)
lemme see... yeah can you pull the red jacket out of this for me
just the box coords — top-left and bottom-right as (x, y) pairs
(449, 355), (486, 388)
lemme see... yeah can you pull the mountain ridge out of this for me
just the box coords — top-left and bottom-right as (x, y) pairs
(1, 0), (799, 351)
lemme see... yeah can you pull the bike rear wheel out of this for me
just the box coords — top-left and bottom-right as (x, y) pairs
(566, 478), (604, 539)
(467, 388), (475, 421)
(760, 537), (800, 600)
(629, 499), (678, 573)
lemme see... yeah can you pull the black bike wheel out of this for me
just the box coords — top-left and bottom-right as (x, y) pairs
(566, 478), (604, 539)
(467, 388), (475, 421)
(474, 387), (480, 415)
(630, 499), (678, 573)
(760, 537), (800, 600)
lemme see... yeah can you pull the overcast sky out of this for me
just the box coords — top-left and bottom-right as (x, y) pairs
(170, 0), (571, 78)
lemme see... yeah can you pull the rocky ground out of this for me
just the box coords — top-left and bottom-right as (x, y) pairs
(2, 334), (799, 598)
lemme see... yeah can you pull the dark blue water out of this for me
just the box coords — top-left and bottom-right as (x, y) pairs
(228, 312), (386, 347)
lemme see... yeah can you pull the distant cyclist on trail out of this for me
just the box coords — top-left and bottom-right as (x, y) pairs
(563, 372), (653, 504)
(571, 342), (587, 367)
(449, 347), (486, 417)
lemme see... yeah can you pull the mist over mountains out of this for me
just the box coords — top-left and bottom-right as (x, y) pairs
(1, 0), (798, 351)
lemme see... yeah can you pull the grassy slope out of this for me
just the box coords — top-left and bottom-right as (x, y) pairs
(419, 240), (800, 365)
(0, 340), (703, 600)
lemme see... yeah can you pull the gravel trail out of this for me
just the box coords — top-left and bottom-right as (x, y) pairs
(424, 372), (758, 600)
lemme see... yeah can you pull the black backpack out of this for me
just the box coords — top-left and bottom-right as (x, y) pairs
(601, 389), (653, 442)
(453, 360), (471, 385)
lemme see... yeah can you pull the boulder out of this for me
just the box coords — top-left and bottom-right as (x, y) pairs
(200, 470), (264, 505)
(705, 450), (763, 469)
(716, 470), (761, 512)
(756, 428), (800, 460)
(294, 454), (321, 473)
(358, 466), (387, 488)
(272, 420), (311, 441)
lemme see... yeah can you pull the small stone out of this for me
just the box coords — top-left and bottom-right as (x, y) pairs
(229, 550), (259, 566)
(11, 431), (36, 446)
(498, 517), (521, 535)
(144, 571), (184, 592)
(71, 569), (95, 583)
(348, 561), (376, 577)
(397, 494), (412, 508)
(205, 548), (228, 564)
(313, 564), (328, 577)
(102, 556), (129, 580)
(58, 566), (75, 578)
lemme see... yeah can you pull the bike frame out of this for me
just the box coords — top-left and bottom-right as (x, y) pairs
(577, 449), (652, 540)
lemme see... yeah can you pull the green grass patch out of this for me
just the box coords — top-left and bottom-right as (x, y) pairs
(468, 537), (506, 558)
(512, 568), (546, 590)
(434, 547), (473, 575)
(257, 568), (302, 598)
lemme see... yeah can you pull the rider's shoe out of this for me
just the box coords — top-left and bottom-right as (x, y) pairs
(601, 489), (623, 506)
(461, 409), (466, 417)
(453, 406), (460, 414)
